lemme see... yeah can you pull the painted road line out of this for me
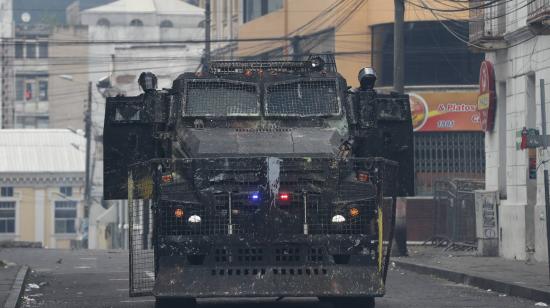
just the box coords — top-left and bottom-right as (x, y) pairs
(109, 278), (129, 281)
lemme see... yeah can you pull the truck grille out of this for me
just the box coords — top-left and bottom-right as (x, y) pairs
(152, 157), (395, 237)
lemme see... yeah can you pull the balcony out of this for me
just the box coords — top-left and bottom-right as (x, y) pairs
(528, 0), (550, 34)
(469, 0), (506, 51)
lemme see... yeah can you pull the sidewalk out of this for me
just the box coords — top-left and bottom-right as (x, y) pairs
(0, 261), (28, 308)
(393, 246), (550, 304)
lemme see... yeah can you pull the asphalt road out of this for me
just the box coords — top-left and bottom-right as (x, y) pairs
(0, 249), (539, 308)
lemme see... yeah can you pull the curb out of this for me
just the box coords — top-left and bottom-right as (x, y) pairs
(3, 265), (29, 308)
(394, 260), (550, 303)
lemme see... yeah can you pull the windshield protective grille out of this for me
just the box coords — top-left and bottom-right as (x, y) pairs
(265, 79), (340, 116)
(184, 80), (259, 116)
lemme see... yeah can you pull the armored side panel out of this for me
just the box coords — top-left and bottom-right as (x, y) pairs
(104, 95), (158, 200)
(351, 91), (414, 196)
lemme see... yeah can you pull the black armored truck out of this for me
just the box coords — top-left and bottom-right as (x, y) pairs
(103, 58), (413, 308)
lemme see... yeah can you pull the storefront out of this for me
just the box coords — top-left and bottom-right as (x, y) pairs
(409, 90), (485, 195)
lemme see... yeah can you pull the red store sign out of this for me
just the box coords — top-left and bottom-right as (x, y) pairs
(478, 60), (497, 132)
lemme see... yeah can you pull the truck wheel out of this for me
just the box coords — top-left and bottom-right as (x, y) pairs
(319, 296), (375, 308)
(155, 297), (197, 308)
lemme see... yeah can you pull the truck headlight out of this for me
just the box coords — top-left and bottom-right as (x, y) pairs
(188, 215), (201, 224)
(331, 215), (346, 223)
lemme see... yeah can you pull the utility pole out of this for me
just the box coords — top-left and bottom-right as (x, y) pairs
(204, 0), (211, 72)
(291, 36), (301, 61)
(540, 79), (550, 280)
(84, 81), (92, 248)
(391, 0), (407, 257)
(393, 0), (405, 94)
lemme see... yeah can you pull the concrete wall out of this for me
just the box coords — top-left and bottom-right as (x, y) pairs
(81, 12), (203, 29)
(484, 19), (550, 261)
(48, 26), (89, 131)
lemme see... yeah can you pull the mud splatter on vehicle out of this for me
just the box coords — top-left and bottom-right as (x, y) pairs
(103, 57), (414, 308)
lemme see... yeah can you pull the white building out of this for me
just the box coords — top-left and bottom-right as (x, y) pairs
(0, 129), (86, 248)
(0, 0), (13, 128)
(79, 0), (204, 249)
(470, 1), (550, 262)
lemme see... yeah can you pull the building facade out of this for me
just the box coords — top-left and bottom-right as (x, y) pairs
(0, 129), (86, 249)
(79, 0), (204, 249)
(12, 24), (51, 128)
(470, 0), (549, 262)
(235, 0), (485, 195)
(0, 0), (13, 128)
(48, 26), (89, 131)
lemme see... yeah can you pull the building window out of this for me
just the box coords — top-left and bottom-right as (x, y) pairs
(36, 117), (49, 128)
(130, 19), (143, 27)
(25, 42), (36, 59)
(15, 78), (24, 100)
(60, 186), (72, 197)
(24, 81), (34, 101)
(371, 21), (483, 86)
(15, 77), (48, 102)
(15, 42), (23, 59)
(0, 187), (13, 197)
(38, 42), (48, 58)
(0, 202), (15, 233)
(160, 20), (173, 28)
(39, 80), (48, 101)
(243, 0), (283, 23)
(54, 201), (77, 234)
(97, 18), (110, 27)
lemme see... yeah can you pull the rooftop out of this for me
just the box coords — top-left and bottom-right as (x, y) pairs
(83, 0), (204, 15)
(0, 129), (85, 174)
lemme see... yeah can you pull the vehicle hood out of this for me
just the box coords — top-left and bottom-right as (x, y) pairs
(178, 128), (345, 157)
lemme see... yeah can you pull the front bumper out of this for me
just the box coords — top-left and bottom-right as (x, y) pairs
(153, 235), (383, 298)
(154, 256), (384, 298)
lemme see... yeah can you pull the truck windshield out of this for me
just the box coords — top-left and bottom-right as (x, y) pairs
(184, 80), (260, 116)
(265, 79), (340, 117)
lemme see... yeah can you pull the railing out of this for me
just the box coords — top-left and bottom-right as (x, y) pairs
(527, 0), (550, 31)
(469, 0), (506, 49)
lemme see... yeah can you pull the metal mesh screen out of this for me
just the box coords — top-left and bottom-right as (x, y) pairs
(128, 199), (154, 296)
(128, 157), (397, 296)
(265, 80), (340, 116)
(184, 80), (259, 116)
(414, 132), (485, 195)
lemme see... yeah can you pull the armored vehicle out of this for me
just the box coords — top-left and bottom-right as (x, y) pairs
(103, 57), (413, 308)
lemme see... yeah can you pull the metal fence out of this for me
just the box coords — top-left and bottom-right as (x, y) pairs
(528, 0), (550, 19)
(469, 0), (506, 43)
(414, 132), (485, 195)
(430, 178), (485, 250)
(127, 199), (154, 296)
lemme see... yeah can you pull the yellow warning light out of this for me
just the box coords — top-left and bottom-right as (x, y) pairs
(350, 208), (360, 217)
(174, 208), (184, 218)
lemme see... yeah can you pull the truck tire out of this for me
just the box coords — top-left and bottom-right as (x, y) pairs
(155, 297), (196, 308)
(319, 296), (375, 308)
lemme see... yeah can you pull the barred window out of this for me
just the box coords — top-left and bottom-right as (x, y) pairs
(55, 201), (77, 234)
(0, 202), (15, 233)
(265, 80), (340, 116)
(185, 80), (259, 116)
